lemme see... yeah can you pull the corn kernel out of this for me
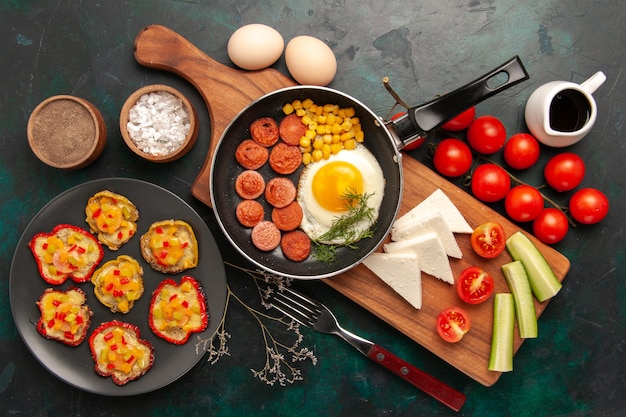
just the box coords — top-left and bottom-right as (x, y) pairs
(302, 114), (312, 125)
(322, 144), (331, 159)
(332, 134), (341, 143)
(344, 139), (357, 150)
(308, 121), (318, 131)
(299, 136), (311, 148)
(312, 149), (323, 161)
(312, 137), (324, 150)
(341, 131), (355, 141)
(282, 103), (295, 115)
(344, 107), (356, 117)
(355, 130), (365, 142)
(296, 108), (307, 117)
(317, 115), (326, 124)
(341, 120), (353, 131)
(305, 129), (317, 140)
(331, 143), (343, 154)
(323, 134), (333, 144)
(302, 152), (312, 165)
(302, 98), (313, 109)
(316, 124), (326, 135)
(292, 100), (302, 110)
(331, 124), (342, 135)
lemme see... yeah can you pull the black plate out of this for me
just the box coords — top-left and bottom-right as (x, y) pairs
(9, 178), (227, 396)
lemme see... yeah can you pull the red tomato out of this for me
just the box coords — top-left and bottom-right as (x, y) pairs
(532, 208), (569, 244)
(441, 107), (476, 131)
(433, 138), (473, 177)
(436, 307), (471, 343)
(503, 133), (540, 170)
(470, 221), (506, 258)
(544, 152), (586, 192)
(456, 266), (495, 304)
(470, 164), (511, 202)
(569, 188), (609, 224)
(467, 115), (507, 154)
(505, 185), (544, 222)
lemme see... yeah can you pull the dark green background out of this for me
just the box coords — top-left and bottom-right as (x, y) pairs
(1, 1), (624, 415)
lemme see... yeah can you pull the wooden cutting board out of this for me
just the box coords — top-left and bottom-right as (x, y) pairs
(134, 25), (570, 387)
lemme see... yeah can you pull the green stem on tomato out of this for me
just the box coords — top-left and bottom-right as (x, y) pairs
(473, 154), (576, 227)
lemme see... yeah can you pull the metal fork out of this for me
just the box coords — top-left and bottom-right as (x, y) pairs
(269, 287), (466, 412)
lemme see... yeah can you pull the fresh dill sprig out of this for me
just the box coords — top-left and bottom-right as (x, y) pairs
(312, 189), (377, 264)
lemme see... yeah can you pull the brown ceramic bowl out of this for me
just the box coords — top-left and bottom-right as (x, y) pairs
(27, 95), (107, 169)
(119, 84), (198, 162)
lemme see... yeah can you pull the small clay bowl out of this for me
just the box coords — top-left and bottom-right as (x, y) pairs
(27, 95), (107, 169)
(119, 84), (198, 162)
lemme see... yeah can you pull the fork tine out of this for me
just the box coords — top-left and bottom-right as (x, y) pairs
(270, 289), (321, 327)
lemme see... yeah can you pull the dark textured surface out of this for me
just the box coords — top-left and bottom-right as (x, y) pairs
(1, 1), (624, 415)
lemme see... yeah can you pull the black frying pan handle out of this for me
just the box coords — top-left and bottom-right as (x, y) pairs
(407, 56), (529, 134)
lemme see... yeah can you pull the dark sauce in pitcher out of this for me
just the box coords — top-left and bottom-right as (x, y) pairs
(549, 89), (591, 132)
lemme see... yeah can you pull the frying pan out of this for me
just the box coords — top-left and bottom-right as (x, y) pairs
(210, 57), (528, 279)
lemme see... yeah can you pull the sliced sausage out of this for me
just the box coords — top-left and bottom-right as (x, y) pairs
(265, 177), (296, 208)
(235, 139), (269, 170)
(271, 201), (303, 231)
(250, 117), (279, 147)
(280, 230), (311, 262)
(236, 200), (265, 227)
(251, 221), (281, 252)
(279, 113), (308, 146)
(269, 142), (302, 175)
(235, 170), (265, 200)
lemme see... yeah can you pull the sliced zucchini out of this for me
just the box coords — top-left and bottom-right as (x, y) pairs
(505, 231), (562, 302)
(488, 293), (515, 372)
(502, 261), (538, 339)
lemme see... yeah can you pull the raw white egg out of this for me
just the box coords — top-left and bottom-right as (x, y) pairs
(297, 144), (385, 244)
(227, 24), (284, 71)
(285, 35), (337, 86)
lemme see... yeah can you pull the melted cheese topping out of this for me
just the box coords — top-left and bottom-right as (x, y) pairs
(151, 280), (205, 338)
(147, 220), (198, 269)
(38, 289), (90, 342)
(91, 255), (144, 313)
(85, 191), (138, 249)
(32, 227), (101, 281)
(92, 324), (152, 378)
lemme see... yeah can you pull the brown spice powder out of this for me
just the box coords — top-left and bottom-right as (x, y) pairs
(30, 99), (96, 165)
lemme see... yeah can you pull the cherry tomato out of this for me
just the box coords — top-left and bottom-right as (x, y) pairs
(532, 208), (569, 244)
(505, 185), (544, 222)
(436, 307), (471, 343)
(433, 138), (473, 177)
(569, 188), (609, 224)
(441, 107), (476, 131)
(391, 112), (424, 151)
(544, 152), (586, 192)
(467, 115), (507, 154)
(456, 266), (495, 304)
(470, 221), (506, 258)
(470, 163), (511, 202)
(503, 133), (540, 170)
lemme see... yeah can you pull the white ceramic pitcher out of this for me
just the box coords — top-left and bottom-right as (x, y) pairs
(524, 71), (606, 147)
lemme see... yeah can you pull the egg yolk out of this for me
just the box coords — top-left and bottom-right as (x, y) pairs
(312, 161), (364, 212)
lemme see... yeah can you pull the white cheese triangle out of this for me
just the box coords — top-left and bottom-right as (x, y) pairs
(383, 232), (454, 284)
(362, 252), (422, 310)
(390, 211), (462, 259)
(392, 188), (473, 234)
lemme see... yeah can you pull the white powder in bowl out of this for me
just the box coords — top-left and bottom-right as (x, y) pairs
(126, 90), (191, 156)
